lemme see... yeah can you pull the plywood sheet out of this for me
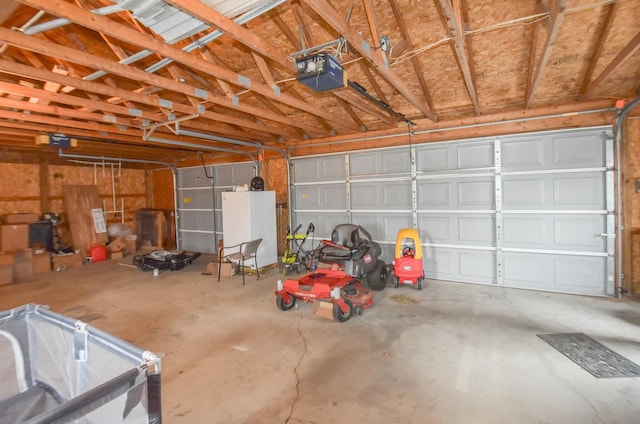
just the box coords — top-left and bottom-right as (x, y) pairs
(63, 185), (108, 254)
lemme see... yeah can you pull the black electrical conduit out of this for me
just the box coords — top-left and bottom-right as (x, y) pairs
(615, 95), (640, 298)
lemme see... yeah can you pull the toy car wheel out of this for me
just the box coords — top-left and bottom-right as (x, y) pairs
(417, 277), (424, 290)
(367, 260), (387, 291)
(393, 275), (399, 289)
(276, 294), (296, 311)
(333, 298), (353, 322)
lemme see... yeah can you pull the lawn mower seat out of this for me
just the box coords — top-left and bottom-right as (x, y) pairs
(322, 224), (361, 259)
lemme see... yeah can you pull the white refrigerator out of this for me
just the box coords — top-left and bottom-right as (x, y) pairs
(221, 191), (277, 269)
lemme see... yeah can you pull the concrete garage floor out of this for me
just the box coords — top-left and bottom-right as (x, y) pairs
(1, 256), (639, 424)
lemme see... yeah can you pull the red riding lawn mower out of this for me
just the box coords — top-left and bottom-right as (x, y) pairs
(274, 224), (387, 322)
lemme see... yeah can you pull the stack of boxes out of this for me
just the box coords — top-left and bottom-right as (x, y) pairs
(0, 213), (51, 285)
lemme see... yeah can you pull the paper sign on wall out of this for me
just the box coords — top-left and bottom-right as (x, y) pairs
(91, 208), (107, 233)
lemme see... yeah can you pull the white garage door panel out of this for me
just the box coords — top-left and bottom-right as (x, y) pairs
(457, 143), (495, 168)
(177, 188), (213, 209)
(503, 253), (606, 295)
(416, 140), (495, 172)
(419, 214), (495, 247)
(416, 146), (451, 171)
(553, 174), (604, 207)
(351, 212), (412, 243)
(291, 127), (614, 296)
(295, 212), (350, 239)
(425, 247), (495, 284)
(350, 149), (411, 175)
(418, 177), (495, 210)
(179, 210), (214, 231)
(503, 215), (606, 251)
(295, 185), (347, 209)
(502, 131), (605, 171)
(294, 156), (345, 182)
(553, 134), (605, 167)
(179, 232), (215, 253)
(177, 162), (254, 253)
(215, 164), (255, 186)
(178, 167), (211, 188)
(351, 181), (412, 209)
(502, 173), (604, 210)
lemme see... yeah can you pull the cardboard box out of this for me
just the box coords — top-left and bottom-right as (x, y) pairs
(0, 224), (29, 252)
(110, 251), (124, 260)
(52, 253), (83, 270)
(313, 300), (335, 320)
(0, 253), (14, 285)
(13, 248), (33, 280)
(108, 237), (126, 253)
(32, 251), (52, 274)
(4, 213), (40, 224)
(219, 262), (236, 277)
(124, 239), (137, 254)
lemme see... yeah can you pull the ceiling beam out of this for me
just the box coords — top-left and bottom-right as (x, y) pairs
(0, 107), (142, 137)
(582, 30), (640, 100)
(526, 0), (566, 107)
(388, 0), (437, 121)
(165, 0), (293, 73)
(579, 2), (620, 99)
(362, 0), (386, 65)
(438, 0), (479, 115)
(11, 0), (356, 131)
(301, 0), (436, 121)
(0, 27), (317, 134)
(0, 59), (298, 140)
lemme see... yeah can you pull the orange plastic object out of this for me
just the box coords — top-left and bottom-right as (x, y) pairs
(89, 244), (108, 262)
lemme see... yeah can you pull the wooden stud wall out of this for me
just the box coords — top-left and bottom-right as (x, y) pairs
(624, 117), (640, 295)
(0, 161), (148, 251)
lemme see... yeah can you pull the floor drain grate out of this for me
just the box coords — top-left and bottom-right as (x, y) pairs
(537, 333), (640, 378)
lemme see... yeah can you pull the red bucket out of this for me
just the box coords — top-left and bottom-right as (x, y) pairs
(89, 244), (108, 262)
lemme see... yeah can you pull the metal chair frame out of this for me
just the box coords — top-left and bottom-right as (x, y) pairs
(217, 238), (263, 285)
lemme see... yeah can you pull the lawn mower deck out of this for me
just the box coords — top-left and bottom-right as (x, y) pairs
(275, 269), (373, 322)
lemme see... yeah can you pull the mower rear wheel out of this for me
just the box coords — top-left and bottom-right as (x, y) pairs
(333, 298), (353, 322)
(276, 294), (296, 311)
(133, 255), (145, 268)
(367, 260), (388, 291)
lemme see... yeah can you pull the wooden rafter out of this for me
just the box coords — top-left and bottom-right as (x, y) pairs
(0, 97), (137, 128)
(293, 1), (315, 50)
(0, 59), (294, 141)
(198, 50), (236, 99)
(165, 0), (293, 73)
(583, 30), (640, 100)
(334, 96), (366, 130)
(334, 89), (398, 126)
(358, 58), (388, 105)
(362, 0), (386, 64)
(0, 27), (319, 133)
(389, 0), (436, 121)
(11, 0), (356, 132)
(272, 12), (303, 51)
(301, 0), (436, 121)
(526, 0), (566, 107)
(0, 82), (166, 122)
(438, 0), (479, 115)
